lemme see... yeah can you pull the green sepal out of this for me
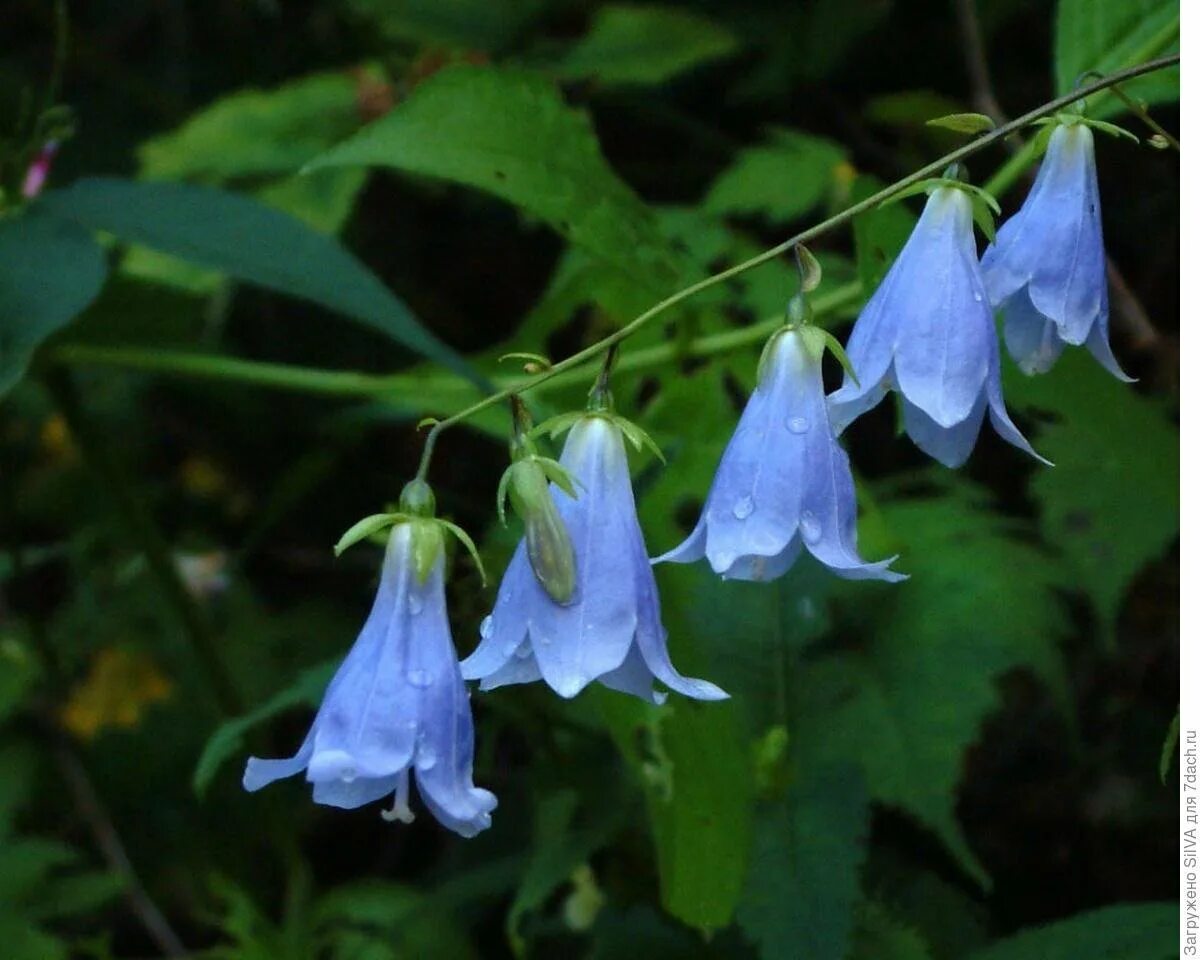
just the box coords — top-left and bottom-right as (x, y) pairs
(881, 177), (1000, 215)
(496, 462), (517, 526)
(437, 518), (488, 586)
(533, 455), (579, 498)
(970, 196), (996, 243)
(334, 512), (404, 557)
(925, 112), (996, 135)
(499, 351), (553, 370)
(798, 325), (859, 387)
(1080, 117), (1139, 144)
(416, 416), (439, 430)
(611, 415), (665, 464)
(529, 410), (586, 442)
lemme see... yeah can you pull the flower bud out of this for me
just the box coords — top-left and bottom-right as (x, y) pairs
(508, 459), (576, 604)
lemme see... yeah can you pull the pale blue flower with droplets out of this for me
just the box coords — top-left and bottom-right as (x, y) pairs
(655, 327), (904, 583)
(243, 520), (497, 838)
(981, 122), (1131, 380)
(827, 185), (1046, 469)
(462, 416), (727, 704)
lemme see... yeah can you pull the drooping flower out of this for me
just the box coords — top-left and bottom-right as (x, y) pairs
(827, 184), (1045, 469)
(980, 122), (1130, 379)
(243, 481), (497, 838)
(656, 325), (903, 583)
(462, 413), (727, 703)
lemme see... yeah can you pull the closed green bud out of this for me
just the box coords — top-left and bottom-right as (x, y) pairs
(508, 459), (576, 604)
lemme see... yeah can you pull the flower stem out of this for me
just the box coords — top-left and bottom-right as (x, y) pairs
(412, 54), (1179, 474)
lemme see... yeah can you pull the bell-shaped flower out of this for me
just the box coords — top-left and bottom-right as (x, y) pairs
(656, 326), (903, 583)
(243, 482), (497, 838)
(462, 414), (727, 703)
(980, 122), (1130, 379)
(827, 185), (1044, 469)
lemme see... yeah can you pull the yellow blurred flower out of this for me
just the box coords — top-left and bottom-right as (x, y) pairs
(61, 648), (173, 740)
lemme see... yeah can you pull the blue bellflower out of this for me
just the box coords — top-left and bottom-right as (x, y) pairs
(981, 122), (1131, 379)
(462, 415), (727, 703)
(656, 327), (903, 583)
(244, 514), (497, 838)
(827, 185), (1044, 468)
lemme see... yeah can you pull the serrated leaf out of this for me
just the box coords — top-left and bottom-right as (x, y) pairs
(138, 71), (364, 181)
(557, 4), (738, 86)
(193, 660), (336, 796)
(1004, 351), (1178, 637)
(966, 903), (1175, 960)
(36, 178), (480, 385)
(704, 128), (847, 224)
(738, 765), (869, 960)
(308, 65), (681, 291)
(791, 482), (1071, 884)
(925, 112), (996, 134)
(0, 210), (107, 397)
(1055, 0), (1179, 121)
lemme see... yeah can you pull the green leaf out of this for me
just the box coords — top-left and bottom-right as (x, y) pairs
(704, 129), (847, 224)
(1055, 0), (1179, 121)
(600, 690), (752, 933)
(738, 765), (869, 960)
(0, 210), (107, 397)
(1004, 351), (1178, 637)
(557, 4), (738, 87)
(966, 903), (1175, 960)
(925, 112), (996, 134)
(307, 65), (681, 291)
(1161, 711), (1179, 783)
(36, 178), (481, 386)
(791, 481), (1070, 884)
(193, 660), (336, 796)
(137, 71), (365, 181)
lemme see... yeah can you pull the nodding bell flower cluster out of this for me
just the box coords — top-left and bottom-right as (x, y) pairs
(245, 112), (1139, 836)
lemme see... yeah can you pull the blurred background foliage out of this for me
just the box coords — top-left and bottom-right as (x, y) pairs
(0, 0), (1179, 957)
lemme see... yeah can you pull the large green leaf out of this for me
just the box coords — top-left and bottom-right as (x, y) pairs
(37, 178), (481, 385)
(138, 71), (364, 181)
(791, 482), (1070, 884)
(849, 901), (935, 960)
(704, 129), (847, 225)
(556, 5), (738, 87)
(307, 65), (682, 290)
(1055, 0), (1179, 120)
(1005, 352), (1178, 637)
(738, 764), (869, 960)
(966, 903), (1175, 960)
(0, 211), (107, 397)
(343, 0), (544, 51)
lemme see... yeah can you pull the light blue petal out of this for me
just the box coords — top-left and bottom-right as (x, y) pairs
(902, 394), (986, 468)
(983, 335), (1051, 465)
(243, 726), (316, 792)
(630, 549), (728, 701)
(528, 418), (638, 698)
(721, 533), (803, 582)
(986, 125), (1105, 344)
(599, 645), (666, 705)
(312, 773), (400, 810)
(827, 367), (892, 436)
(702, 332), (811, 573)
(1084, 286), (1135, 382)
(831, 257), (906, 416)
(1002, 288), (1066, 375)
(477, 643), (543, 690)
(652, 518), (707, 565)
(459, 552), (538, 681)
(892, 188), (992, 427)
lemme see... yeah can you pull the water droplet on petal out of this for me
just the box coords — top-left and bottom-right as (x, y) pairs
(973, 291), (983, 302)
(407, 593), (424, 615)
(733, 496), (755, 520)
(537, 633), (551, 646)
(786, 416), (809, 434)
(480, 614), (494, 639)
(407, 668), (432, 688)
(340, 765), (356, 783)
(416, 748), (437, 772)
(801, 511), (822, 543)
(503, 638), (521, 657)
(405, 719), (419, 733)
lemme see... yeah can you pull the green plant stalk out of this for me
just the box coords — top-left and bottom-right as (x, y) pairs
(49, 280), (863, 402)
(43, 370), (244, 717)
(411, 53), (1179, 482)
